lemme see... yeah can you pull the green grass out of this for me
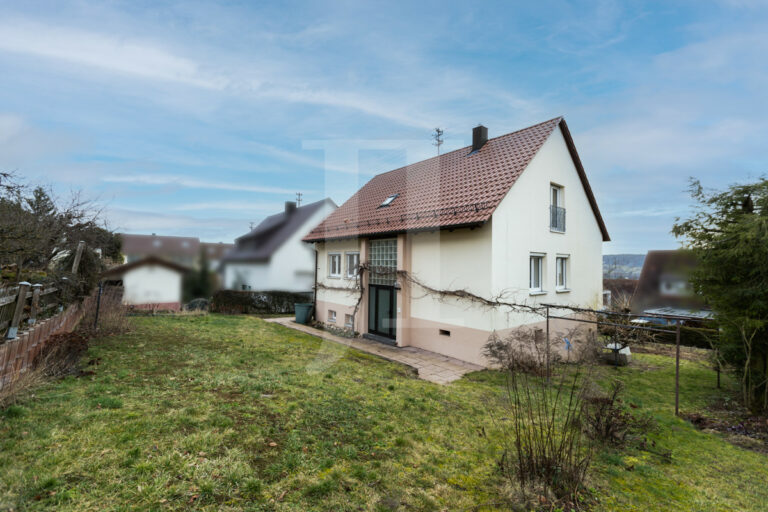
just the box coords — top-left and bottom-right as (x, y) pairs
(0, 315), (766, 511)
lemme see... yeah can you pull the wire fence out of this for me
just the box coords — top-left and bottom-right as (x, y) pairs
(542, 303), (719, 416)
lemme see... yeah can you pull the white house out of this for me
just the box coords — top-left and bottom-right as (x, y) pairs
(304, 118), (609, 366)
(221, 199), (337, 292)
(102, 256), (189, 311)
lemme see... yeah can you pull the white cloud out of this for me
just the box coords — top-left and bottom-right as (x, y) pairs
(102, 174), (303, 195)
(171, 200), (285, 213)
(0, 113), (77, 171)
(0, 20), (225, 89)
(107, 207), (247, 242)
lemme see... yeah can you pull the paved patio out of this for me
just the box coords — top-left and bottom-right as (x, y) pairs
(265, 317), (484, 384)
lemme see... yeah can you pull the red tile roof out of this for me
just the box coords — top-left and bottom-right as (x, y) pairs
(304, 117), (609, 242)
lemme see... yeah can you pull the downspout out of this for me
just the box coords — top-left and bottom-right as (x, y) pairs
(312, 243), (318, 322)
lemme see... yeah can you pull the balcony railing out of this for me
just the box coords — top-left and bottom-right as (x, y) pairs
(550, 205), (566, 232)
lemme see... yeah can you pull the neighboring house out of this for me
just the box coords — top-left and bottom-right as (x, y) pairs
(200, 242), (235, 270)
(120, 234), (200, 267)
(304, 117), (609, 366)
(631, 250), (710, 320)
(221, 199), (337, 292)
(602, 278), (639, 309)
(101, 256), (189, 311)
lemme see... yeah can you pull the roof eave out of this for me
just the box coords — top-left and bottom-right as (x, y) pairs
(302, 220), (488, 243)
(558, 119), (611, 242)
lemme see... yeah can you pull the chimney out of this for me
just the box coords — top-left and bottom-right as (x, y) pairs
(472, 125), (488, 152)
(285, 201), (297, 214)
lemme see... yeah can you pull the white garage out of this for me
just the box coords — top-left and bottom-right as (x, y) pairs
(102, 256), (189, 311)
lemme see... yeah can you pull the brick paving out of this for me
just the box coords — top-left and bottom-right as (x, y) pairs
(265, 317), (483, 384)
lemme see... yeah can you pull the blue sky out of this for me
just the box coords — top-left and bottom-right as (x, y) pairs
(1, 0), (766, 253)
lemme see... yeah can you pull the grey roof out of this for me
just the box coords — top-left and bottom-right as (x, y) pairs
(642, 307), (714, 320)
(222, 199), (336, 263)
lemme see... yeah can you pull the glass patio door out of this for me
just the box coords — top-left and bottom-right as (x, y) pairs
(368, 239), (397, 340)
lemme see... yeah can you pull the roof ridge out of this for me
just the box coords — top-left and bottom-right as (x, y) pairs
(368, 116), (563, 180)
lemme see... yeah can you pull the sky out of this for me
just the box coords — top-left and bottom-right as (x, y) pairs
(1, 0), (766, 254)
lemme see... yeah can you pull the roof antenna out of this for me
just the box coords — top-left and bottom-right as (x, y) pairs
(432, 127), (444, 155)
(296, 192), (303, 206)
(249, 222), (255, 230)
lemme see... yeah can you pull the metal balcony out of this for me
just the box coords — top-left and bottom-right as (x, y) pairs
(550, 205), (565, 232)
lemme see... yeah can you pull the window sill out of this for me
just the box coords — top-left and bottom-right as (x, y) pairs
(549, 228), (565, 234)
(529, 290), (547, 296)
(327, 275), (341, 280)
(555, 288), (571, 294)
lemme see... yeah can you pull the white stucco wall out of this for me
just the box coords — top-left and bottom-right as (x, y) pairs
(223, 202), (336, 292)
(315, 238), (362, 312)
(408, 226), (494, 328)
(489, 124), (604, 319)
(122, 264), (183, 305)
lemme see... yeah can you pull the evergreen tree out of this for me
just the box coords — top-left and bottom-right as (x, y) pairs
(673, 177), (768, 411)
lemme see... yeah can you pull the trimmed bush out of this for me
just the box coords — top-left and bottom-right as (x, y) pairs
(210, 290), (313, 315)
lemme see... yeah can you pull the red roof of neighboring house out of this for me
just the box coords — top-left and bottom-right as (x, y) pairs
(631, 249), (706, 314)
(101, 256), (191, 278)
(303, 117), (609, 242)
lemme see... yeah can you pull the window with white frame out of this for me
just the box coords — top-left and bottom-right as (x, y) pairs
(345, 252), (360, 279)
(530, 254), (544, 292)
(328, 310), (337, 323)
(344, 314), (354, 328)
(556, 256), (568, 290)
(328, 253), (341, 278)
(551, 184), (563, 207)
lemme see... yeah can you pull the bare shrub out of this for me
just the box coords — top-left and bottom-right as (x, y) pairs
(583, 381), (656, 447)
(37, 332), (90, 378)
(484, 325), (600, 375)
(495, 367), (595, 508)
(1, 332), (89, 408)
(0, 365), (46, 409)
(484, 327), (557, 375)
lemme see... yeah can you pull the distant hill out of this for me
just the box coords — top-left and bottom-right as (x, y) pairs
(603, 254), (645, 279)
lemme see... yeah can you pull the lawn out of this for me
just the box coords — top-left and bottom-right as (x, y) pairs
(0, 315), (766, 511)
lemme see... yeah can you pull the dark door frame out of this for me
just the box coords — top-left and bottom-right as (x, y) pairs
(368, 284), (396, 340)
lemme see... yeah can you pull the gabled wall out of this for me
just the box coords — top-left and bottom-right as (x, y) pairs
(122, 264), (183, 305)
(402, 125), (604, 364)
(490, 124), (604, 316)
(224, 202), (336, 292)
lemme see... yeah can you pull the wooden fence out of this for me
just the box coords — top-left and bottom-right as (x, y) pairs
(0, 281), (90, 391)
(0, 302), (86, 390)
(0, 282), (62, 339)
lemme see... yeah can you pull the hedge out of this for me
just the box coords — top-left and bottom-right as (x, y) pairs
(210, 290), (313, 315)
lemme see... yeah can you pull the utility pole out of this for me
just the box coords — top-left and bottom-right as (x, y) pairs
(432, 128), (444, 156)
(296, 192), (303, 206)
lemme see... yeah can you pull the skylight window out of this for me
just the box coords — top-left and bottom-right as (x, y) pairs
(379, 193), (399, 208)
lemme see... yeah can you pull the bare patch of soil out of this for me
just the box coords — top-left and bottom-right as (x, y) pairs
(685, 400), (768, 454)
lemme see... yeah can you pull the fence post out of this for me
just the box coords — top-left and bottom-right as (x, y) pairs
(71, 241), (86, 274)
(6, 282), (30, 340)
(675, 321), (681, 416)
(93, 281), (103, 330)
(28, 283), (42, 325)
